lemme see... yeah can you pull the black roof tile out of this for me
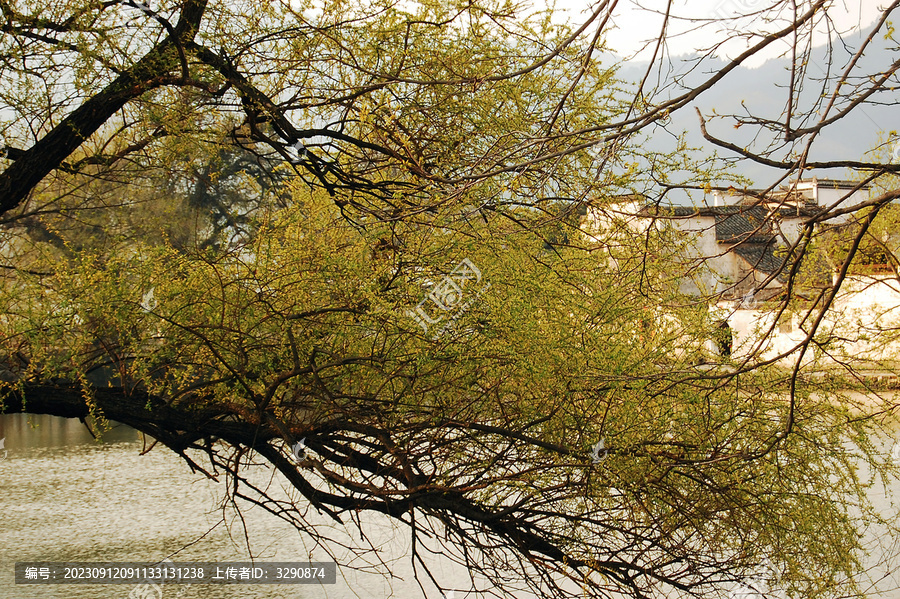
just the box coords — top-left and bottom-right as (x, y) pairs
(733, 241), (788, 281)
(713, 207), (773, 244)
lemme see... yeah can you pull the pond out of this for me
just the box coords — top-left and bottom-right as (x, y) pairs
(0, 414), (475, 599)
(0, 413), (897, 598)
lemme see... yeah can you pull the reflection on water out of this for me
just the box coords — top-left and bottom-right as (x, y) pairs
(0, 413), (897, 598)
(0, 414), (139, 450)
(0, 414), (454, 599)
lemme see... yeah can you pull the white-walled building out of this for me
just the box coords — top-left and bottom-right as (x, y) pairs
(583, 179), (900, 368)
(583, 178), (870, 301)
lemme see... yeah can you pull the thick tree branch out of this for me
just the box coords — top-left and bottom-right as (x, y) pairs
(0, 0), (208, 215)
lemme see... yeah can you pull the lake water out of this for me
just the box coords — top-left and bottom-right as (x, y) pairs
(0, 413), (898, 599)
(0, 414), (475, 599)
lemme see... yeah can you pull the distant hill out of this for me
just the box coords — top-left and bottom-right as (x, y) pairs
(611, 32), (894, 203)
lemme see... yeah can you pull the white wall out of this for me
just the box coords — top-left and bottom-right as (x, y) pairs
(798, 180), (869, 225)
(722, 275), (900, 369)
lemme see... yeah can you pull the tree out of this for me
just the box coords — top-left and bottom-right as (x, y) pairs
(1, 1), (899, 598)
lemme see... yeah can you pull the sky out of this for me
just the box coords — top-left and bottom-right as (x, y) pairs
(542, 0), (884, 66)
(522, 1), (893, 202)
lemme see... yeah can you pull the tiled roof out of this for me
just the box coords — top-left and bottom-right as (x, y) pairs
(633, 204), (796, 282)
(599, 178), (868, 285)
(810, 179), (869, 190)
(732, 241), (788, 281)
(638, 204), (824, 219)
(713, 207), (773, 244)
